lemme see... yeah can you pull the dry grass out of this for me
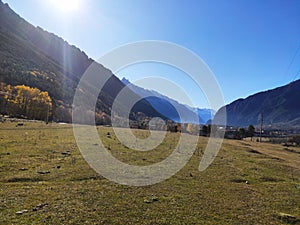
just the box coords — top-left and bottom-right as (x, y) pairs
(0, 121), (299, 224)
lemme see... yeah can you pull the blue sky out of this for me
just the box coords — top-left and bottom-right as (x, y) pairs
(3, 0), (300, 109)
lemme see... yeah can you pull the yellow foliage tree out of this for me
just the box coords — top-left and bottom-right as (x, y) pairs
(0, 84), (52, 121)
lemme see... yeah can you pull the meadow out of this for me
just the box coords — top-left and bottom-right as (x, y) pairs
(0, 121), (299, 224)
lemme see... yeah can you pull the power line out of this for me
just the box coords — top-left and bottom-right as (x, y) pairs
(285, 44), (300, 78)
(286, 44), (300, 82)
(257, 44), (300, 139)
(292, 68), (300, 82)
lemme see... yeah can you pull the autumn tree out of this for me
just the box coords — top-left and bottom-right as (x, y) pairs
(1, 84), (52, 121)
(0, 83), (9, 115)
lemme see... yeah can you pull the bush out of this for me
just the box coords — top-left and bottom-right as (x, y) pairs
(289, 135), (300, 146)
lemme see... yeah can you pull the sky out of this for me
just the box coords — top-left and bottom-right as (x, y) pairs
(3, 0), (300, 110)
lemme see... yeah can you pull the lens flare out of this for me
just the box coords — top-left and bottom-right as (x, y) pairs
(49, 0), (81, 12)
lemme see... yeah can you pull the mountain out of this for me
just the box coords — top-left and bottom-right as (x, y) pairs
(0, 1), (162, 123)
(121, 78), (215, 124)
(185, 106), (215, 125)
(214, 79), (300, 128)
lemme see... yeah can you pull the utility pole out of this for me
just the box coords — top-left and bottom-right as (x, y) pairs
(260, 113), (263, 142)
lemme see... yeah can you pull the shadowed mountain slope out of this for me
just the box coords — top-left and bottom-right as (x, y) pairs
(214, 79), (300, 128)
(122, 78), (215, 124)
(0, 1), (161, 123)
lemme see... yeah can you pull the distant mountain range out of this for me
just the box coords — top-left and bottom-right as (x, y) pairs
(214, 79), (300, 128)
(1, 0), (298, 128)
(0, 0), (162, 123)
(121, 78), (215, 124)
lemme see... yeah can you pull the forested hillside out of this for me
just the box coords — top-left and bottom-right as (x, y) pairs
(0, 1), (161, 123)
(214, 79), (300, 128)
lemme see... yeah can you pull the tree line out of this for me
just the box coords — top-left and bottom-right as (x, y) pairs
(0, 83), (52, 122)
(200, 124), (256, 140)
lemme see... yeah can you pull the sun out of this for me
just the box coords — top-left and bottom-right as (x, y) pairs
(49, 0), (82, 13)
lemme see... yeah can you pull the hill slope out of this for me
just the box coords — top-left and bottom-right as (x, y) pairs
(215, 79), (300, 127)
(0, 1), (161, 123)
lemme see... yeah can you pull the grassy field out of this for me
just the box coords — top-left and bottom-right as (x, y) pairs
(0, 121), (299, 224)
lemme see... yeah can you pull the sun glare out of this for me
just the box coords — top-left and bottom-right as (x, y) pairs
(49, 0), (81, 13)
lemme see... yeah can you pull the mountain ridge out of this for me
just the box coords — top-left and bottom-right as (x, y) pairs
(0, 0), (163, 123)
(214, 79), (300, 128)
(121, 77), (215, 124)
